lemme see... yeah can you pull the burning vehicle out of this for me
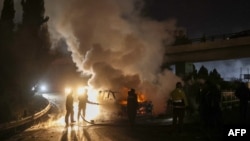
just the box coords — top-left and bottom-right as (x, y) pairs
(97, 89), (154, 118)
(63, 86), (154, 122)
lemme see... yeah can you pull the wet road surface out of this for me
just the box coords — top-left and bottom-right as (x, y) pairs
(5, 93), (249, 141)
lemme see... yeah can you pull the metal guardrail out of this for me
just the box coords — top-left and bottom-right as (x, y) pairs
(0, 101), (51, 132)
(171, 31), (250, 47)
(185, 30), (250, 44)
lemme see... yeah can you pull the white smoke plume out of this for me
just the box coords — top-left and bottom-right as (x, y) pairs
(1, 0), (250, 116)
(44, 0), (181, 115)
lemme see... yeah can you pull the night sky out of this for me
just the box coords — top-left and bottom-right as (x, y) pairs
(1, 0), (250, 80)
(1, 0), (250, 38)
(141, 0), (250, 79)
(143, 0), (250, 38)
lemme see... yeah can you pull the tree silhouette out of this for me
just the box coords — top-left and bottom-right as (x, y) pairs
(197, 65), (209, 79)
(0, 0), (17, 123)
(0, 0), (73, 123)
(0, 0), (15, 44)
(13, 0), (53, 96)
(21, 0), (48, 27)
(0, 0), (17, 95)
(191, 64), (198, 79)
(3, 0), (54, 99)
(209, 68), (223, 84)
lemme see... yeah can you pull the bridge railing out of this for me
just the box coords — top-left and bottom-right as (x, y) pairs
(188, 30), (250, 44)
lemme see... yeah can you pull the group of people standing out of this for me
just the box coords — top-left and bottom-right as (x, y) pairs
(64, 80), (249, 130)
(170, 79), (230, 133)
(169, 80), (222, 133)
(65, 89), (89, 126)
(64, 88), (139, 127)
(63, 81), (219, 129)
(198, 80), (222, 128)
(170, 79), (250, 133)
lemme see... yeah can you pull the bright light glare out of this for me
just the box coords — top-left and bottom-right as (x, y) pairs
(85, 87), (100, 121)
(31, 86), (35, 91)
(55, 116), (66, 126)
(77, 86), (85, 95)
(85, 103), (99, 121)
(40, 85), (47, 92)
(59, 86), (100, 122)
(87, 88), (99, 102)
(64, 87), (72, 95)
(73, 102), (79, 121)
(42, 94), (49, 99)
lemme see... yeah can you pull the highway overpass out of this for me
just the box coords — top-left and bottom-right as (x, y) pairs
(164, 36), (250, 64)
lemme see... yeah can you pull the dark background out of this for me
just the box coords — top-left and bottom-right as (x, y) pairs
(142, 0), (250, 38)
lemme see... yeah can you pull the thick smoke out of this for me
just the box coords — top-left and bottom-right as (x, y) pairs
(45, 0), (181, 115)
(1, 0), (249, 116)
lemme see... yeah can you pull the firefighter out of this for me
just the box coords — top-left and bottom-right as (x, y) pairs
(170, 82), (188, 133)
(65, 91), (75, 126)
(127, 88), (138, 126)
(77, 89), (88, 121)
(146, 101), (153, 116)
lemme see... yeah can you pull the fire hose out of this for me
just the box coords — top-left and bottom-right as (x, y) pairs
(79, 113), (127, 127)
(77, 102), (127, 126)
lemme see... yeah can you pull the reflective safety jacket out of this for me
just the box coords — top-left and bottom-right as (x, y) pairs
(170, 88), (188, 108)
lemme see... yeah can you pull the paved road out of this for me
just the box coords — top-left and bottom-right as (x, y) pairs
(85, 120), (222, 141)
(5, 113), (223, 141)
(5, 117), (223, 141)
(5, 93), (250, 141)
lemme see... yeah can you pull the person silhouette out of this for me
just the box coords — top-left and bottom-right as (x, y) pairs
(65, 91), (75, 126)
(77, 89), (88, 121)
(127, 88), (138, 126)
(235, 82), (250, 123)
